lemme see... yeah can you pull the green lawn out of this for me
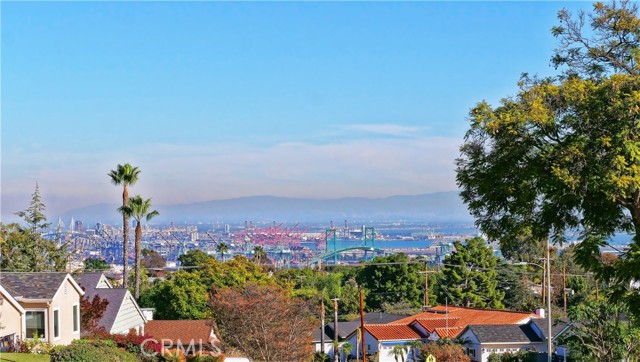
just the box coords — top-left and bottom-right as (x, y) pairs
(0, 353), (49, 362)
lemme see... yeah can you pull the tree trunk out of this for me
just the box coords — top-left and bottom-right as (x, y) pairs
(122, 186), (129, 289)
(135, 221), (142, 299)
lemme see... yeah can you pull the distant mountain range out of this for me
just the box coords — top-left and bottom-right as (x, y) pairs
(57, 191), (473, 225)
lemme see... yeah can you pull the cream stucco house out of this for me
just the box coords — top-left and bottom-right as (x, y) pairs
(0, 272), (84, 347)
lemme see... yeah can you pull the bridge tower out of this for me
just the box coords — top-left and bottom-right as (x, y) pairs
(363, 227), (374, 261)
(325, 228), (337, 264)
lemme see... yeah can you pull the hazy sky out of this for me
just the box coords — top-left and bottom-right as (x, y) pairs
(1, 1), (588, 220)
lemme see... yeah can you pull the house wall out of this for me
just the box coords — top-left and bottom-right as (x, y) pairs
(475, 343), (543, 362)
(0, 294), (24, 345)
(49, 278), (82, 345)
(111, 293), (145, 334)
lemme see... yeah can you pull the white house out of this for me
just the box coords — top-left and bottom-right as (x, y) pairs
(76, 272), (147, 335)
(344, 324), (426, 362)
(458, 318), (572, 362)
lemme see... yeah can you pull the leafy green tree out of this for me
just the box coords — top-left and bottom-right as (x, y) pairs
(118, 195), (159, 299)
(109, 163), (140, 289)
(139, 270), (209, 320)
(216, 242), (229, 262)
(456, 1), (640, 318)
(1, 184), (67, 272)
(84, 258), (109, 271)
(357, 253), (423, 311)
(178, 249), (211, 268)
(561, 295), (640, 362)
(438, 237), (504, 309)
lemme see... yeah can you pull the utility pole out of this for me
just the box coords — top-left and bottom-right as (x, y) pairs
(563, 264), (567, 315)
(321, 299), (326, 354)
(419, 262), (431, 309)
(546, 241), (552, 362)
(332, 298), (340, 362)
(359, 288), (366, 362)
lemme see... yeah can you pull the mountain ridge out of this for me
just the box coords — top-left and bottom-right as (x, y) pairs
(56, 191), (472, 225)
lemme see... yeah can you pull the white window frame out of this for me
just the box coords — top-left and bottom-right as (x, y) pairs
(72, 303), (80, 334)
(25, 308), (48, 341)
(53, 307), (61, 340)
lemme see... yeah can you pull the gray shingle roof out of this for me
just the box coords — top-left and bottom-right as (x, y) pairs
(77, 273), (128, 332)
(75, 272), (104, 290)
(468, 324), (543, 343)
(530, 318), (570, 339)
(1, 272), (69, 300)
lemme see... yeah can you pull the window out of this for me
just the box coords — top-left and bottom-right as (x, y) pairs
(72, 304), (79, 333)
(25, 311), (46, 339)
(53, 309), (60, 339)
(466, 347), (476, 357)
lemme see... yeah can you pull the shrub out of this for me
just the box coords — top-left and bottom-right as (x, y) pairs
(50, 343), (138, 362)
(185, 354), (224, 362)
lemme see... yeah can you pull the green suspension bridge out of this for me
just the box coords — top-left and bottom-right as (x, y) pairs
(306, 227), (386, 266)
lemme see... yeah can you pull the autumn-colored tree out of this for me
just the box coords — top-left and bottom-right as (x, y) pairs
(210, 282), (317, 362)
(80, 294), (110, 337)
(419, 340), (470, 362)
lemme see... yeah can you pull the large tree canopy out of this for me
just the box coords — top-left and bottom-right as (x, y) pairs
(457, 0), (640, 316)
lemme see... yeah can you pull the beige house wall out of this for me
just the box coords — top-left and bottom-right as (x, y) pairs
(0, 294), (24, 339)
(20, 277), (82, 346)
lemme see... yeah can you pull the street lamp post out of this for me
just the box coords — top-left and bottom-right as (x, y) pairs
(514, 245), (553, 362)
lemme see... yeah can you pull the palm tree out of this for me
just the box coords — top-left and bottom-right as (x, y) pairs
(109, 163), (140, 288)
(119, 195), (158, 299)
(217, 242), (229, 262)
(253, 245), (268, 265)
(341, 342), (353, 362)
(407, 340), (423, 362)
(391, 344), (408, 362)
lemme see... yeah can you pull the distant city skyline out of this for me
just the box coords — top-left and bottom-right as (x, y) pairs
(2, 1), (588, 221)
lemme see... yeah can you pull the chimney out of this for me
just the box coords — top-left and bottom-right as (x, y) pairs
(535, 307), (545, 318)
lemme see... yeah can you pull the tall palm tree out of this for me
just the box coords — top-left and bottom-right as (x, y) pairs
(217, 242), (229, 262)
(391, 344), (408, 362)
(253, 245), (268, 265)
(109, 163), (140, 288)
(119, 195), (158, 299)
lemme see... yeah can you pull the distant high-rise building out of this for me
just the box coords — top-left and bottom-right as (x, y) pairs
(75, 220), (84, 233)
(69, 217), (75, 232)
(224, 224), (230, 233)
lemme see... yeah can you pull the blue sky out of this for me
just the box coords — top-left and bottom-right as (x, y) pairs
(1, 1), (589, 220)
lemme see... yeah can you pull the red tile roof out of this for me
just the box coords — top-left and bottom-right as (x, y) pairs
(394, 306), (539, 339)
(413, 318), (461, 332)
(145, 320), (218, 345)
(433, 326), (465, 339)
(395, 306), (537, 326)
(364, 324), (425, 341)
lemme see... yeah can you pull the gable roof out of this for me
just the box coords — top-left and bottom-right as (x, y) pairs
(530, 318), (571, 340)
(75, 272), (112, 289)
(0, 285), (26, 314)
(145, 320), (217, 344)
(1, 272), (84, 301)
(319, 313), (408, 341)
(464, 324), (543, 344)
(395, 306), (537, 326)
(77, 273), (145, 332)
(433, 326), (465, 339)
(364, 324), (425, 341)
